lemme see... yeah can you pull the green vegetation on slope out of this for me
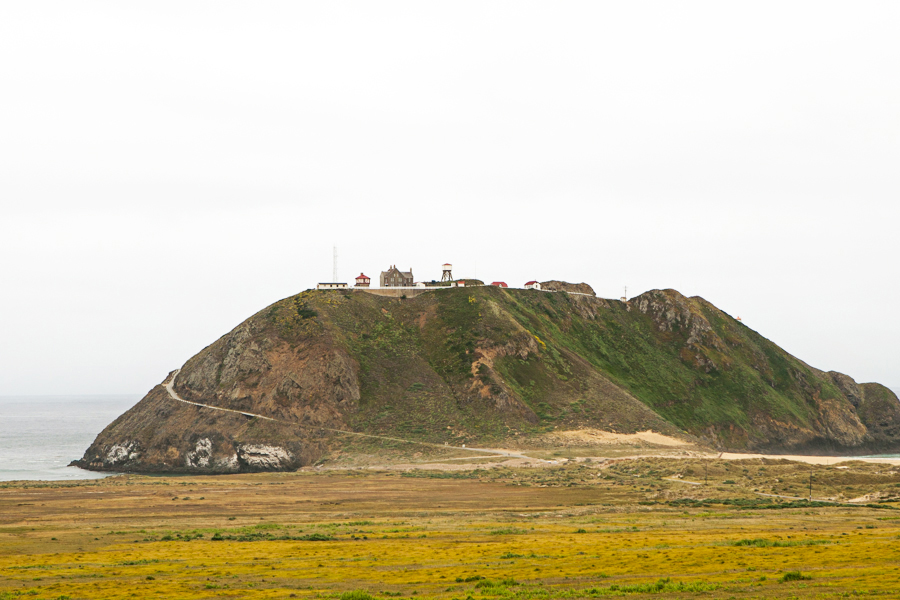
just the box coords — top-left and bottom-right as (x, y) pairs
(291, 286), (894, 452)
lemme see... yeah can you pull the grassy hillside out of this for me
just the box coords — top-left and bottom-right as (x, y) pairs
(77, 285), (900, 473)
(308, 286), (878, 451)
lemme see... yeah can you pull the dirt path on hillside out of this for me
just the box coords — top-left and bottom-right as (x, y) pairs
(164, 369), (540, 462)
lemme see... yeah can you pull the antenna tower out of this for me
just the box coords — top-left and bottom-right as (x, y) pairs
(333, 246), (338, 282)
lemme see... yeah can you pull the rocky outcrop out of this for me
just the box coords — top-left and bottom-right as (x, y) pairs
(237, 444), (294, 470)
(633, 290), (726, 373)
(105, 441), (141, 465)
(857, 383), (900, 441)
(468, 331), (542, 421)
(830, 371), (863, 408)
(185, 438), (213, 468)
(540, 281), (595, 296)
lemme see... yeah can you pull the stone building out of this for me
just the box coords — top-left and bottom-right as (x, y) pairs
(380, 265), (414, 287)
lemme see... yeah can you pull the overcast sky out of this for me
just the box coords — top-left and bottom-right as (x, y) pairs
(1, 1), (898, 396)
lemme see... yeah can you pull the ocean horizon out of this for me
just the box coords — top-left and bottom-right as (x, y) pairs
(0, 394), (139, 482)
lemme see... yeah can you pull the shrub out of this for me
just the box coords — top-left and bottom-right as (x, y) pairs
(340, 592), (374, 600)
(474, 578), (517, 589)
(730, 538), (829, 548)
(779, 571), (812, 583)
(489, 527), (527, 535)
(607, 578), (719, 593)
(300, 533), (334, 541)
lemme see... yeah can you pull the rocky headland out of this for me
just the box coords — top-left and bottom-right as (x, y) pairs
(75, 285), (900, 473)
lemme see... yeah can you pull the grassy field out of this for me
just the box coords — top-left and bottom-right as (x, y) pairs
(3, 459), (900, 599)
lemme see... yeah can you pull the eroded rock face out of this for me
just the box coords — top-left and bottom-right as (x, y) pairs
(634, 290), (726, 373)
(105, 441), (140, 465)
(185, 438), (212, 468)
(175, 321), (359, 424)
(830, 371), (863, 408)
(77, 440), (142, 471)
(856, 383), (900, 441)
(635, 290), (716, 344)
(237, 444), (294, 470)
(469, 331), (542, 421)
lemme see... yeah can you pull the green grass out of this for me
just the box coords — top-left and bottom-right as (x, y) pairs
(174, 284), (896, 459)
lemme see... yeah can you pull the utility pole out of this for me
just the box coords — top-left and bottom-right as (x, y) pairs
(809, 465), (813, 501)
(704, 462), (708, 485)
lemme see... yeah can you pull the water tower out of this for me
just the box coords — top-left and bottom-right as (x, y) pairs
(441, 263), (453, 283)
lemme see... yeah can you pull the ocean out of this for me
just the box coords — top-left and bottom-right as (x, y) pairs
(0, 395), (139, 482)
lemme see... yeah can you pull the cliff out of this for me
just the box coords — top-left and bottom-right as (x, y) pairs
(76, 285), (900, 473)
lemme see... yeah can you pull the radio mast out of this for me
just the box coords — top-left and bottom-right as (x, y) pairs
(333, 246), (338, 283)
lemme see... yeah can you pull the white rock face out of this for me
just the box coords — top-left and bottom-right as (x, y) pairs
(237, 444), (293, 470)
(215, 453), (240, 471)
(185, 438), (212, 468)
(106, 441), (140, 464)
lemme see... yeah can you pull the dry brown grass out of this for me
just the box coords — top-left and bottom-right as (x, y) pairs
(2, 459), (900, 598)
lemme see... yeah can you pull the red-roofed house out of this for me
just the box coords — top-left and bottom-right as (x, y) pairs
(355, 273), (371, 288)
(524, 281), (541, 290)
(491, 281), (508, 288)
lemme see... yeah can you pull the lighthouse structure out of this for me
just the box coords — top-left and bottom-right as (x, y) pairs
(441, 263), (453, 283)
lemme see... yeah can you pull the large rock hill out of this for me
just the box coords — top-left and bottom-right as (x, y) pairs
(76, 286), (900, 473)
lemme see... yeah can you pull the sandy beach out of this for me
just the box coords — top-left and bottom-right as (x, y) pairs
(718, 452), (900, 466)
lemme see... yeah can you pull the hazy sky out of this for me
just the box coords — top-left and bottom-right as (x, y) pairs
(1, 2), (898, 396)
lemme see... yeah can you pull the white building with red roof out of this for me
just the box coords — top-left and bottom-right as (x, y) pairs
(524, 281), (542, 290)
